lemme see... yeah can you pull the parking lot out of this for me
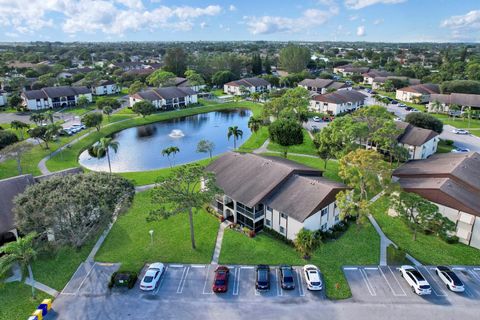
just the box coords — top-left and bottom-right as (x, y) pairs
(135, 264), (325, 302)
(344, 265), (480, 305)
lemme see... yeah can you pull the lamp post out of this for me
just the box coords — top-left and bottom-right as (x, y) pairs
(149, 230), (154, 245)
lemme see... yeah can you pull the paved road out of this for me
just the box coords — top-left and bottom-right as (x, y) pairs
(0, 112), (33, 124)
(440, 125), (480, 152)
(45, 263), (480, 320)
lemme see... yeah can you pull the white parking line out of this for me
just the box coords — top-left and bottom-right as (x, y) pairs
(343, 267), (358, 271)
(76, 262), (97, 294)
(241, 266), (254, 270)
(379, 267), (406, 296)
(387, 266), (407, 296)
(61, 263), (83, 295)
(202, 265), (213, 295)
(190, 264), (206, 268)
(170, 264), (184, 268)
(176, 267), (190, 294)
(154, 266), (168, 294)
(469, 270), (480, 284)
(452, 267), (466, 271)
(359, 268), (376, 296)
(276, 268), (282, 297)
(474, 268), (480, 271)
(364, 267), (378, 270)
(295, 269), (305, 297)
(233, 267), (240, 296)
(420, 266), (447, 297)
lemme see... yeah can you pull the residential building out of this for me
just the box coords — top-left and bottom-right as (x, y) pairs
(393, 153), (480, 249)
(173, 77), (206, 92)
(309, 90), (367, 115)
(110, 61), (146, 71)
(395, 83), (440, 103)
(372, 76), (420, 90)
(395, 122), (439, 160)
(57, 67), (94, 79)
(362, 70), (395, 85)
(224, 77), (271, 95)
(92, 80), (120, 96)
(21, 86), (93, 110)
(333, 64), (370, 76)
(428, 93), (480, 113)
(298, 78), (348, 94)
(129, 86), (197, 110)
(0, 89), (6, 107)
(206, 152), (348, 239)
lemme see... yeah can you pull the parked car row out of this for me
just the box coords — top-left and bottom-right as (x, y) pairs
(399, 265), (465, 295)
(61, 124), (86, 136)
(312, 116), (335, 122)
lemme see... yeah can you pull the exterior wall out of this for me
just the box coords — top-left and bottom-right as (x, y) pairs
(436, 203), (480, 249)
(309, 99), (364, 115)
(223, 84), (271, 96)
(0, 94), (6, 107)
(401, 137), (439, 160)
(299, 84), (327, 94)
(224, 84), (242, 95)
(23, 93), (92, 110)
(372, 82), (383, 90)
(94, 84), (119, 95)
(130, 94), (198, 109)
(363, 76), (375, 85)
(395, 90), (428, 103)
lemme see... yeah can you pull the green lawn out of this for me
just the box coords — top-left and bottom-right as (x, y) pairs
(0, 283), (50, 320)
(261, 153), (341, 182)
(436, 139), (454, 154)
(267, 129), (317, 156)
(45, 101), (262, 173)
(95, 191), (220, 271)
(371, 197), (480, 265)
(220, 222), (380, 299)
(60, 104), (96, 116)
(238, 126), (269, 152)
(431, 113), (480, 129)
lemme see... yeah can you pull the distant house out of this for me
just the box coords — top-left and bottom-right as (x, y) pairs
(395, 83), (440, 103)
(0, 89), (7, 107)
(173, 77), (206, 92)
(298, 78), (348, 94)
(395, 122), (439, 160)
(57, 67), (94, 79)
(224, 77), (271, 95)
(362, 70), (395, 85)
(428, 93), (480, 113)
(372, 76), (420, 90)
(21, 86), (93, 110)
(309, 90), (367, 115)
(92, 80), (120, 96)
(110, 61), (146, 71)
(129, 86), (197, 110)
(206, 152), (348, 239)
(333, 64), (370, 76)
(393, 152), (480, 249)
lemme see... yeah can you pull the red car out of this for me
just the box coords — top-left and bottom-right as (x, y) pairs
(212, 266), (230, 293)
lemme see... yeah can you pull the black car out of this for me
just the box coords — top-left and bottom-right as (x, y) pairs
(255, 265), (270, 291)
(391, 100), (399, 104)
(279, 265), (295, 290)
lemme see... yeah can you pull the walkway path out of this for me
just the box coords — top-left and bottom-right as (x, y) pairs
(252, 138), (319, 159)
(211, 221), (229, 264)
(4, 264), (60, 297)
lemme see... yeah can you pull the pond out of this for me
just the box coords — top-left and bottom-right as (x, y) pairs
(78, 109), (252, 172)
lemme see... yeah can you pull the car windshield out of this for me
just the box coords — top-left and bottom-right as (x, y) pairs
(310, 282), (321, 286)
(410, 270), (425, 281)
(143, 276), (154, 283)
(284, 276), (294, 283)
(419, 285), (431, 290)
(447, 272), (463, 286)
(215, 280), (225, 286)
(258, 271), (268, 282)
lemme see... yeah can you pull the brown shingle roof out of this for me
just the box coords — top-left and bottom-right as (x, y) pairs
(312, 90), (366, 104)
(299, 78), (347, 90)
(395, 122), (439, 146)
(225, 77), (270, 88)
(0, 175), (35, 234)
(397, 83), (440, 95)
(429, 93), (480, 108)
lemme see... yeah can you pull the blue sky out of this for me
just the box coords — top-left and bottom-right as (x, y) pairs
(1, 0), (479, 42)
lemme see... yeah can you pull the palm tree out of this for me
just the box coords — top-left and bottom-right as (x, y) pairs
(250, 92), (260, 102)
(0, 232), (38, 298)
(431, 100), (442, 114)
(10, 120), (30, 140)
(227, 126), (243, 150)
(94, 137), (119, 174)
(161, 146), (180, 168)
(293, 229), (318, 260)
(248, 117), (263, 133)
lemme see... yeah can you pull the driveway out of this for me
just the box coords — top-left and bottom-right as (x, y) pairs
(0, 112), (33, 124)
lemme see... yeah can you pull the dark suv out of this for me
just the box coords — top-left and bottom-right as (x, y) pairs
(255, 265), (270, 291)
(279, 265), (295, 290)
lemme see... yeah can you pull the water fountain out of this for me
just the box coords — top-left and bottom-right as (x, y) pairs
(169, 129), (185, 138)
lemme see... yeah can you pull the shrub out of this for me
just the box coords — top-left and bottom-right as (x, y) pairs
(441, 234), (459, 244)
(0, 130), (19, 149)
(445, 139), (454, 146)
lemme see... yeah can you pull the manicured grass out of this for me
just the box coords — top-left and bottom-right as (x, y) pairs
(386, 245), (410, 265)
(212, 89), (224, 97)
(261, 153), (341, 182)
(115, 107), (136, 115)
(238, 126), (269, 152)
(118, 157), (216, 186)
(371, 197), (480, 265)
(95, 191), (220, 271)
(31, 239), (96, 291)
(219, 222), (380, 299)
(0, 283), (50, 320)
(60, 104), (96, 116)
(436, 139), (455, 154)
(45, 101), (261, 173)
(267, 129), (317, 155)
(431, 113), (480, 129)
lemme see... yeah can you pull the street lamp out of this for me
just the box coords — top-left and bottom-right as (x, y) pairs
(149, 230), (154, 245)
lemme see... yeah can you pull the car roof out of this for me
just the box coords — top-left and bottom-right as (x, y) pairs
(307, 270), (320, 282)
(437, 266), (450, 271)
(149, 263), (164, 270)
(257, 265), (269, 270)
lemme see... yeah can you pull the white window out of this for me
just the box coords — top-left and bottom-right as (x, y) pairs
(279, 226), (285, 234)
(280, 212), (287, 219)
(266, 219), (271, 227)
(321, 207), (328, 217)
(321, 223), (328, 231)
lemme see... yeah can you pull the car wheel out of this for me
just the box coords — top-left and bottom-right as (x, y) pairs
(412, 287), (416, 294)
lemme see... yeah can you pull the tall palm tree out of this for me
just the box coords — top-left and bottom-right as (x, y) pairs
(0, 232), (38, 298)
(161, 146), (180, 168)
(94, 137), (119, 174)
(248, 117), (262, 133)
(227, 126), (243, 150)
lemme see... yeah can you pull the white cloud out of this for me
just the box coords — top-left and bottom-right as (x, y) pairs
(0, 0), (222, 35)
(245, 6), (338, 35)
(356, 25), (366, 36)
(373, 18), (384, 25)
(441, 10), (480, 29)
(229, 5), (237, 11)
(200, 22), (208, 29)
(349, 15), (359, 21)
(344, 0), (406, 10)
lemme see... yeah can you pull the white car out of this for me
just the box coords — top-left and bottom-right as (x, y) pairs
(435, 266), (465, 292)
(451, 147), (470, 153)
(140, 262), (165, 291)
(453, 129), (469, 135)
(303, 265), (322, 291)
(312, 116), (321, 122)
(399, 265), (431, 295)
